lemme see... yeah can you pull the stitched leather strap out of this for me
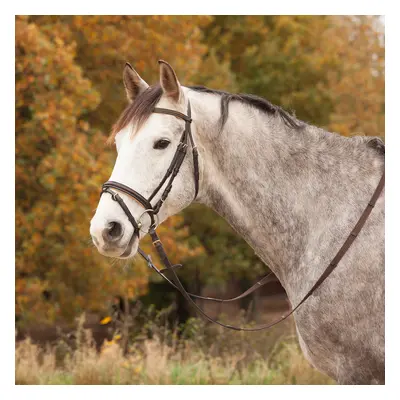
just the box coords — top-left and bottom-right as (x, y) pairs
(153, 107), (192, 123)
(289, 170), (385, 311)
(103, 181), (153, 210)
(138, 247), (274, 303)
(101, 187), (141, 234)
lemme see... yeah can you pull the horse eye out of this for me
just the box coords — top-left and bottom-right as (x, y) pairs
(153, 139), (171, 150)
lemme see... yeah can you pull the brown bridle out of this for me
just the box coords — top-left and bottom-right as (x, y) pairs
(101, 101), (385, 331)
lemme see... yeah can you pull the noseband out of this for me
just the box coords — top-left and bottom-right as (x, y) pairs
(100, 100), (385, 332)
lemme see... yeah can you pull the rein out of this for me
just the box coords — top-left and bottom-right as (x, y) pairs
(101, 100), (385, 332)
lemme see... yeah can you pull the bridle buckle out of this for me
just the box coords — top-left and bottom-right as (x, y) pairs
(111, 192), (119, 201)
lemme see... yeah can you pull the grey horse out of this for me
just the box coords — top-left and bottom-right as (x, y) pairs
(90, 61), (385, 384)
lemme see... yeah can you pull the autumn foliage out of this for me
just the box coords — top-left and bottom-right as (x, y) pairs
(15, 16), (384, 327)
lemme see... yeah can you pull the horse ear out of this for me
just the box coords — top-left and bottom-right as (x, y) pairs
(159, 60), (181, 102)
(123, 62), (149, 102)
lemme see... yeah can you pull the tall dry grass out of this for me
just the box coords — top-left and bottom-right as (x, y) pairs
(15, 315), (334, 385)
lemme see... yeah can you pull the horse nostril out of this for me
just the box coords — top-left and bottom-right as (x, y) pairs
(104, 221), (123, 241)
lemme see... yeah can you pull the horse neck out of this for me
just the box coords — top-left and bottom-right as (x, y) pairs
(191, 91), (384, 297)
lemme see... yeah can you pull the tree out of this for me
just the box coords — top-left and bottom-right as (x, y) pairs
(15, 16), (204, 327)
(324, 16), (385, 137)
(201, 15), (384, 136)
(68, 15), (217, 130)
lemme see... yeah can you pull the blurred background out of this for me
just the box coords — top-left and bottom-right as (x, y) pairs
(15, 15), (384, 384)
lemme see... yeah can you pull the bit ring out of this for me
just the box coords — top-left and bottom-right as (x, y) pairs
(137, 209), (159, 233)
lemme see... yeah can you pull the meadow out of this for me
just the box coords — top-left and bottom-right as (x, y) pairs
(16, 314), (334, 385)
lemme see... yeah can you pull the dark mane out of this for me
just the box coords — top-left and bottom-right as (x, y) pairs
(109, 83), (304, 143)
(189, 86), (305, 131)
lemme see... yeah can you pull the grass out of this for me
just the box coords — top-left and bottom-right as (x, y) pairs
(15, 314), (335, 385)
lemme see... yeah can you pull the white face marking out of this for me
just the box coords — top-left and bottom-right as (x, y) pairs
(90, 95), (197, 259)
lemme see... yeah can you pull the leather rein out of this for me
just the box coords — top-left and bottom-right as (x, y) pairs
(101, 100), (385, 332)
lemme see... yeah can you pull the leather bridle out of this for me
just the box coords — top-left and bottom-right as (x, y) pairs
(102, 102), (199, 236)
(101, 100), (385, 332)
